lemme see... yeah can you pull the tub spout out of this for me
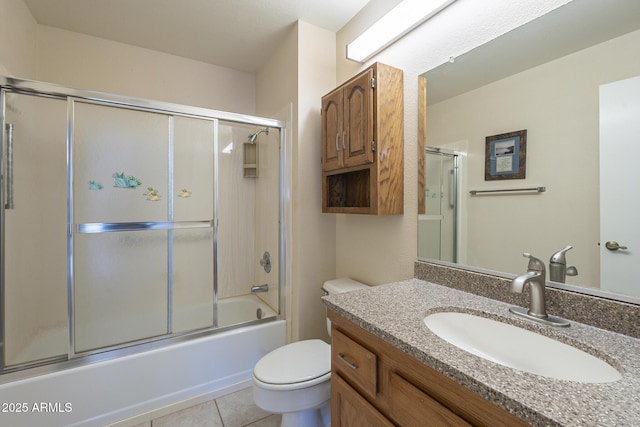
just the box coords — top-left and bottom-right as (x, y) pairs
(251, 284), (269, 294)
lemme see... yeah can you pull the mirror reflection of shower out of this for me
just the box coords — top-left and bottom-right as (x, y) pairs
(418, 148), (459, 262)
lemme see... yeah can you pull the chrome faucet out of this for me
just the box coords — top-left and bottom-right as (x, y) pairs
(549, 245), (578, 283)
(251, 284), (269, 294)
(509, 253), (570, 327)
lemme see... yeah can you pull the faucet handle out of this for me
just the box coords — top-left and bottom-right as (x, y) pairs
(550, 245), (573, 264)
(523, 253), (546, 272)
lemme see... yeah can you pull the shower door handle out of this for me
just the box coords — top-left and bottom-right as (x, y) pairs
(4, 123), (14, 209)
(448, 169), (455, 209)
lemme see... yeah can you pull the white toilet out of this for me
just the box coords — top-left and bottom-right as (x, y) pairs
(252, 278), (368, 427)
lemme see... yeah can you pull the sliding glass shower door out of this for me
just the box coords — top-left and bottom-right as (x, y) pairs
(71, 101), (215, 353)
(72, 101), (171, 352)
(2, 78), (284, 374)
(171, 116), (215, 334)
(1, 91), (69, 367)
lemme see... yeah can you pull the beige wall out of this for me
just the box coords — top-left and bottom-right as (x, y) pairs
(1, 5), (256, 114)
(257, 21), (338, 342)
(333, 0), (571, 285)
(0, 0), (37, 78)
(295, 22), (338, 341)
(35, 26), (255, 114)
(427, 28), (640, 288)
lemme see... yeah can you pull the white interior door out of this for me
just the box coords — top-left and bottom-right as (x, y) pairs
(599, 76), (640, 297)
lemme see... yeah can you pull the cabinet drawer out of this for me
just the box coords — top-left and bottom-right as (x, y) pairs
(389, 371), (472, 426)
(332, 328), (377, 398)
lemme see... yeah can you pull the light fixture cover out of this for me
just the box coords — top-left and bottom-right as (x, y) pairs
(346, 0), (456, 62)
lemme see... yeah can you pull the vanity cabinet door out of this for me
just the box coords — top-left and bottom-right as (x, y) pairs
(388, 371), (472, 426)
(332, 374), (394, 427)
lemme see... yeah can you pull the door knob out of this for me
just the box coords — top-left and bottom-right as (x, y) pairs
(605, 241), (628, 251)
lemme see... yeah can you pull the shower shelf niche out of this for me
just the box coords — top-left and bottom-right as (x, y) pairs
(243, 142), (258, 178)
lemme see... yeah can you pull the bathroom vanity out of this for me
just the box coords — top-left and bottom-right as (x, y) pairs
(323, 280), (640, 426)
(329, 311), (527, 426)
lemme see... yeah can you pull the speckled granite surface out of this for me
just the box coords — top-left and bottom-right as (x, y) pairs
(415, 261), (640, 338)
(322, 279), (640, 427)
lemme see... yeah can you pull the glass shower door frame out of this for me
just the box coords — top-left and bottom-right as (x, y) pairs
(1, 77), (286, 375)
(0, 88), (70, 371)
(68, 97), (219, 358)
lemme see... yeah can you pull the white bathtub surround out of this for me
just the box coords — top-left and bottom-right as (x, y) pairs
(0, 320), (285, 427)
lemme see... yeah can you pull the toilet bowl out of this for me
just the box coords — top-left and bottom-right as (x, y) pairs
(252, 278), (368, 427)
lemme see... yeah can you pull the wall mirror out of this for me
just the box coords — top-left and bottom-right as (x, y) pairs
(417, 0), (640, 304)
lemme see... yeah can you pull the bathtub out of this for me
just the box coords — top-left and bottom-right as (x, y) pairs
(218, 294), (277, 327)
(0, 295), (285, 427)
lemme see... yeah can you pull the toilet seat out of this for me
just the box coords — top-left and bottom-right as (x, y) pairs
(253, 339), (331, 390)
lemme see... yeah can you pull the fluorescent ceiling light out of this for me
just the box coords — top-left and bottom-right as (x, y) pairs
(346, 0), (456, 62)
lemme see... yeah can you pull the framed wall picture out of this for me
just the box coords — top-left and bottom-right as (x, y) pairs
(485, 130), (527, 180)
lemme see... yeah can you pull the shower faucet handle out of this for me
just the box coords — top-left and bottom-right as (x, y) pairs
(260, 251), (271, 273)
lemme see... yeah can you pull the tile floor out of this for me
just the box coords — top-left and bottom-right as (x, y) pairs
(132, 387), (281, 427)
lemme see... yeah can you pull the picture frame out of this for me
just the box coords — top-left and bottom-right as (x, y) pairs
(485, 129), (527, 180)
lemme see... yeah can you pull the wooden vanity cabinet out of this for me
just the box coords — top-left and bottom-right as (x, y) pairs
(333, 374), (394, 427)
(321, 62), (403, 215)
(328, 310), (531, 427)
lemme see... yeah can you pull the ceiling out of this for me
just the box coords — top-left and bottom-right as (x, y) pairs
(425, 0), (640, 103)
(23, 0), (370, 73)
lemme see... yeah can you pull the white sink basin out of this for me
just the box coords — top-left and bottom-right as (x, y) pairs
(424, 312), (621, 383)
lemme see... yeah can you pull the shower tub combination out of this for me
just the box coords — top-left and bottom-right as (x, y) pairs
(0, 296), (283, 427)
(0, 77), (288, 426)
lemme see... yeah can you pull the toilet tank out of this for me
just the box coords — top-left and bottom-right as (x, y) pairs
(322, 278), (368, 336)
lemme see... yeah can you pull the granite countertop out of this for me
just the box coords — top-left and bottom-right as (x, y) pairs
(322, 279), (640, 427)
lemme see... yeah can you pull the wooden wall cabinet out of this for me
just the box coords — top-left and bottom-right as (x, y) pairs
(321, 62), (404, 215)
(328, 310), (531, 427)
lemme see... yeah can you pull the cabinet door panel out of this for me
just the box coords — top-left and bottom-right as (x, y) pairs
(389, 371), (472, 427)
(344, 69), (374, 168)
(332, 374), (394, 427)
(321, 87), (343, 171)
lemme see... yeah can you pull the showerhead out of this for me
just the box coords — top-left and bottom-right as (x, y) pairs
(248, 128), (269, 144)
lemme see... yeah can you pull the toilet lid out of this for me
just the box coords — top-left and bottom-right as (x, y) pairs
(253, 339), (331, 385)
